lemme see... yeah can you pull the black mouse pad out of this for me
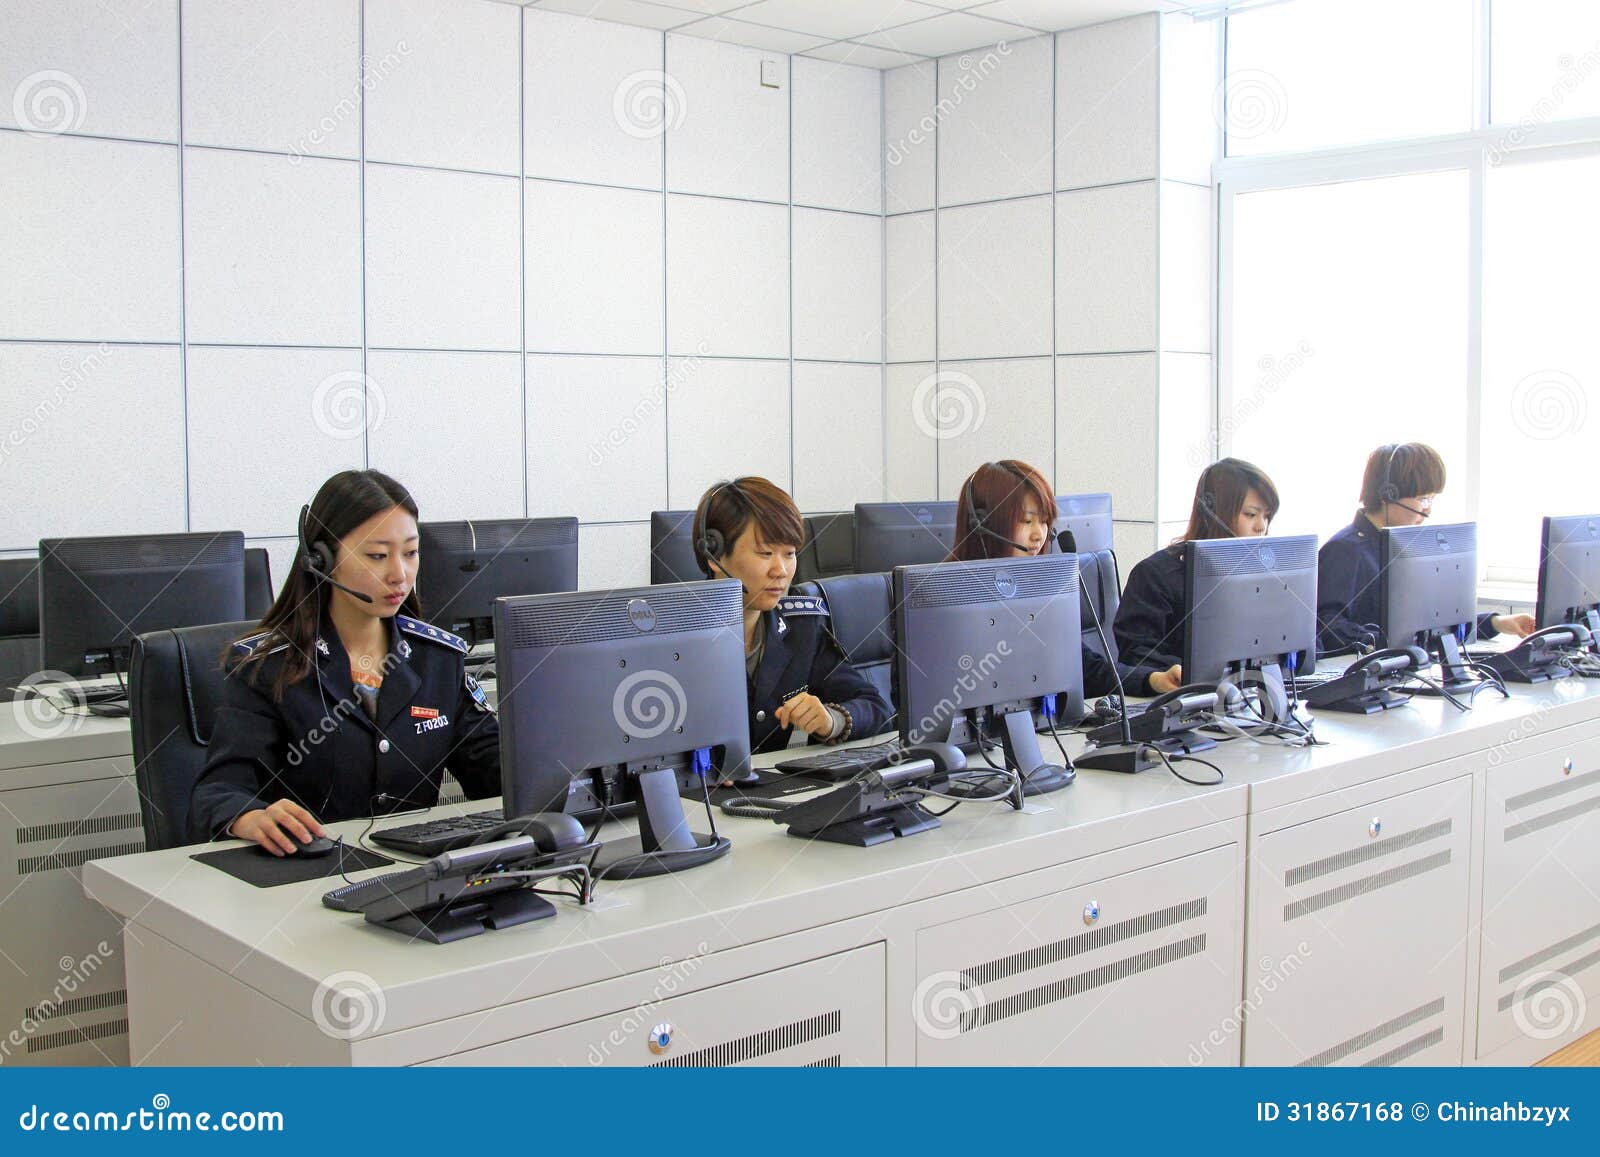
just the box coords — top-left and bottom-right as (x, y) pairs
(677, 767), (831, 805)
(191, 843), (394, 888)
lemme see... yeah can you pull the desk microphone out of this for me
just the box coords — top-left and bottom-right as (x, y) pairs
(1059, 530), (1134, 750)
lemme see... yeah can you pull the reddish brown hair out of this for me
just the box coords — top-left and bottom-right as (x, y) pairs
(691, 477), (805, 576)
(948, 460), (1058, 562)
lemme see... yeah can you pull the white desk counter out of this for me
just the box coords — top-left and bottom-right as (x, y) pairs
(80, 676), (1600, 1067)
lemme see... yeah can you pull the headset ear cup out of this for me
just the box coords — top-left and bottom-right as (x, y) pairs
(309, 541), (336, 575)
(699, 527), (726, 576)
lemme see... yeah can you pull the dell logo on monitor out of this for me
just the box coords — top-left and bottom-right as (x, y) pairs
(994, 571), (1017, 599)
(1588, 520), (1598, 538)
(1258, 544), (1277, 570)
(915, 507), (933, 524)
(627, 598), (656, 632)
(1436, 530), (1450, 550)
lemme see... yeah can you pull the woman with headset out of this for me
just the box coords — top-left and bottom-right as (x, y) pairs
(189, 470), (561, 854)
(692, 476), (893, 755)
(947, 461), (1183, 696)
(1317, 442), (1534, 654)
(1115, 458), (1280, 673)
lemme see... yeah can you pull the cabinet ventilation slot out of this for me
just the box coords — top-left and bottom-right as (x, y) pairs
(24, 989), (127, 1022)
(960, 935), (1206, 1035)
(18, 842), (149, 876)
(804, 1055), (842, 1067)
(1296, 997), (1445, 1067)
(1283, 851), (1452, 922)
(649, 1010), (840, 1067)
(1505, 768), (1600, 813)
(1362, 1027), (1443, 1067)
(1504, 796), (1600, 843)
(1498, 921), (1600, 985)
(1284, 820), (1451, 888)
(961, 899), (1206, 990)
(16, 813), (143, 845)
(1497, 947), (1600, 1013)
(27, 1018), (128, 1054)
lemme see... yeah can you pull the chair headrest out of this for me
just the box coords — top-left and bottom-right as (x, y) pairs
(810, 572), (894, 663)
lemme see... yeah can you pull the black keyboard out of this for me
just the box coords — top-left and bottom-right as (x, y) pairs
(773, 740), (912, 780)
(370, 809), (504, 857)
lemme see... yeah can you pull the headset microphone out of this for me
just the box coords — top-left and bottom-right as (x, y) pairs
(964, 463), (1038, 556)
(299, 504), (375, 605)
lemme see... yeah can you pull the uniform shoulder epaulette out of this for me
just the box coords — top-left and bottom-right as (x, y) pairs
(395, 614), (469, 654)
(233, 631), (289, 658)
(776, 594), (830, 617)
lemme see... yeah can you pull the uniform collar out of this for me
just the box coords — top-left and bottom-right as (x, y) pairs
(313, 615), (421, 730)
(1352, 510), (1381, 541)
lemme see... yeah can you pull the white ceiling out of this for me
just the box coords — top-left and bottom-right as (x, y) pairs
(526, 0), (1193, 67)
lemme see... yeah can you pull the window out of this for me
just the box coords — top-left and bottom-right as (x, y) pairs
(1226, 170), (1470, 539)
(1480, 153), (1600, 579)
(1224, 0), (1473, 157)
(1491, 0), (1600, 128)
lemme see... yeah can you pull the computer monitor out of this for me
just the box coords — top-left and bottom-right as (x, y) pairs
(1380, 521), (1481, 688)
(0, 557), (40, 639)
(418, 518), (578, 646)
(492, 578), (750, 879)
(649, 510), (702, 585)
(894, 553), (1085, 796)
(855, 501), (957, 574)
(1183, 534), (1318, 724)
(1053, 493), (1114, 555)
(39, 532), (246, 678)
(1536, 514), (1600, 640)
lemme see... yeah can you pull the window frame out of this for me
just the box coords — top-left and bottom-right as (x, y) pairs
(1214, 0), (1600, 588)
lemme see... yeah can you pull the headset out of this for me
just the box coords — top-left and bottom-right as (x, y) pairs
(962, 461), (1036, 556)
(1375, 443), (1431, 520)
(695, 480), (749, 578)
(1194, 462), (1234, 538)
(299, 503), (374, 604)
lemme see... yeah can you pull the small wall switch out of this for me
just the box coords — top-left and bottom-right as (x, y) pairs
(760, 59), (780, 89)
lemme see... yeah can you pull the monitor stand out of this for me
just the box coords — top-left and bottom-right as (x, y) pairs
(997, 707), (1074, 797)
(590, 767), (731, 879)
(1408, 630), (1480, 695)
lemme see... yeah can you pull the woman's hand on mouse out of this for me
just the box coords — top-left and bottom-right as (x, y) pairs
(1148, 665), (1183, 695)
(229, 799), (326, 856)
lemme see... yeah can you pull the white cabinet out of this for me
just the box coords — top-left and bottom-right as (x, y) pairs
(0, 764), (143, 1066)
(423, 944), (885, 1066)
(1245, 774), (1472, 1066)
(1477, 735), (1600, 1061)
(911, 844), (1242, 1065)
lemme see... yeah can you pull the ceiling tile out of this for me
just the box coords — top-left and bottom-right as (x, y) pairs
(736, 0), (944, 42)
(854, 10), (1042, 56)
(671, 16), (830, 53)
(802, 40), (930, 68)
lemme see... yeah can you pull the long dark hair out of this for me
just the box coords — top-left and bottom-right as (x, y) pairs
(1177, 458), (1280, 544)
(233, 470), (421, 699)
(947, 460), (1058, 562)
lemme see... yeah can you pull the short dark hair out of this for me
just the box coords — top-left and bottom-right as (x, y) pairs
(691, 477), (805, 576)
(1179, 458), (1280, 543)
(1361, 442), (1446, 513)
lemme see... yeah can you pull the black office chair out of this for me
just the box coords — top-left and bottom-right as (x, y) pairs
(0, 557), (41, 694)
(244, 547), (274, 618)
(1077, 549), (1123, 667)
(794, 572), (898, 717)
(796, 512), (856, 583)
(649, 509), (703, 585)
(129, 620), (254, 850)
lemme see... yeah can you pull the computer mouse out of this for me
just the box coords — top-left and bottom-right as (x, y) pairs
(289, 835), (339, 857)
